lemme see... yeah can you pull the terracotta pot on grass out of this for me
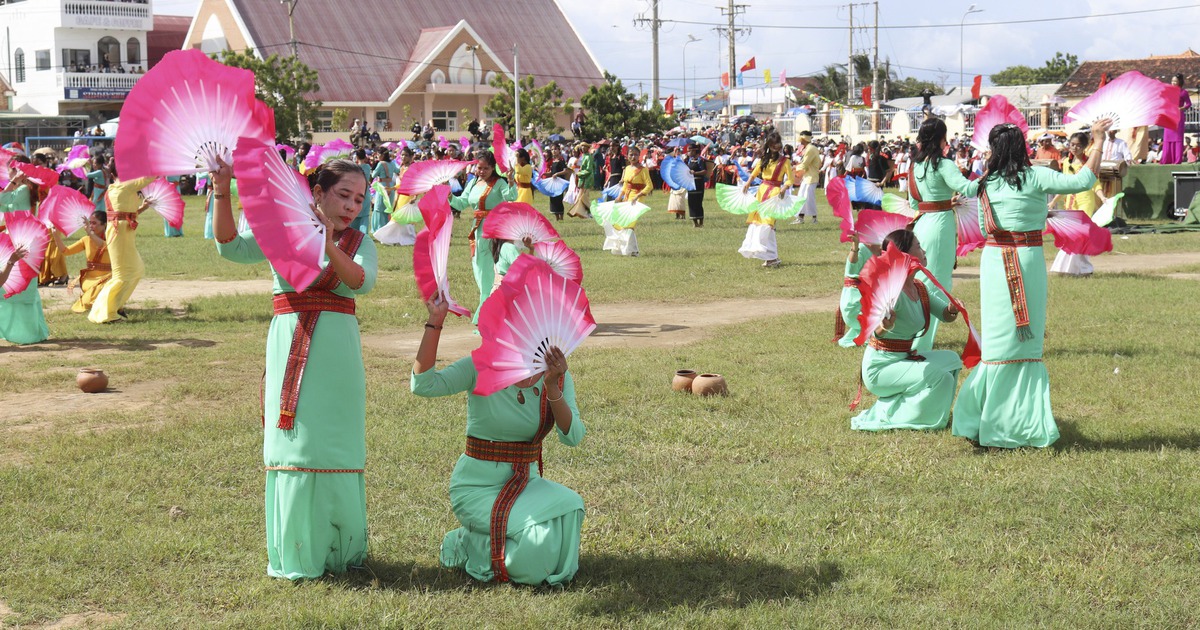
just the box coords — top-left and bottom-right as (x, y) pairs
(77, 369), (109, 393)
(691, 373), (728, 397)
(672, 369), (698, 392)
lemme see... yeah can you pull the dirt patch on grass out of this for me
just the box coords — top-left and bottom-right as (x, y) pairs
(955, 251), (1200, 280)
(0, 379), (175, 429)
(40, 611), (126, 629)
(39, 278), (270, 313)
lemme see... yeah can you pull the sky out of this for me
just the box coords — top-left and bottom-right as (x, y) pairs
(157, 0), (1200, 101)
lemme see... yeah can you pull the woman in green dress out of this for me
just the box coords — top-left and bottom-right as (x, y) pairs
(952, 119), (1111, 449)
(86, 155), (111, 213)
(907, 118), (980, 353)
(412, 295), (585, 586)
(369, 149), (394, 233)
(211, 158), (377, 579)
(448, 152), (517, 323)
(852, 229), (963, 432)
(0, 164), (50, 345)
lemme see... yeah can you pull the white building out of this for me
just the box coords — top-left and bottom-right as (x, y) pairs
(0, 0), (152, 122)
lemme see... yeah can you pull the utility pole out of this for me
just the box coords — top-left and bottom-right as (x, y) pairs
(280, 0), (303, 139)
(633, 0), (663, 105)
(847, 4), (853, 104)
(872, 1), (879, 107)
(513, 44), (520, 144)
(719, 0), (748, 87)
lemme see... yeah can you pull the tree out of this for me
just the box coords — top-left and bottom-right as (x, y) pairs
(890, 77), (942, 99)
(577, 72), (671, 141)
(485, 74), (573, 140)
(331, 108), (349, 132)
(990, 52), (1079, 86)
(812, 55), (884, 103)
(215, 48), (321, 142)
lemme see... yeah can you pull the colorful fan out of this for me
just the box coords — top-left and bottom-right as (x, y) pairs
(449, 176), (464, 195)
(370, 181), (394, 214)
(396, 160), (473, 196)
(56, 145), (91, 179)
(2, 211), (50, 277)
(412, 184), (471, 318)
(715, 183), (758, 215)
(599, 182), (622, 202)
(609, 201), (652, 229)
(533, 176), (570, 198)
(471, 254), (596, 396)
(854, 245), (921, 346)
(1091, 192), (1124, 227)
(15, 162), (60, 187)
(438, 135), (450, 151)
(115, 48), (274, 178)
(757, 190), (804, 221)
(845, 176), (883, 206)
(0, 233), (38, 298)
(0, 147), (17, 187)
(590, 199), (615, 226)
(302, 138), (355, 174)
(735, 161), (762, 185)
(140, 177), (186, 229)
(481, 202), (560, 244)
(660, 156), (697, 192)
(40, 185), (95, 235)
(459, 136), (471, 153)
(953, 197), (986, 257)
(232, 137), (327, 291)
(492, 123), (519, 172)
(528, 140), (546, 179)
(390, 200), (423, 225)
(532, 240), (583, 283)
(827, 177), (855, 243)
(854, 209), (911, 246)
(971, 96), (1029, 151)
(881, 193), (916, 218)
(1064, 71), (1182, 130)
(1045, 210), (1113, 256)
(276, 143), (296, 162)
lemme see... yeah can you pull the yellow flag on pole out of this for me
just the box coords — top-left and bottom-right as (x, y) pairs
(764, 69), (772, 85)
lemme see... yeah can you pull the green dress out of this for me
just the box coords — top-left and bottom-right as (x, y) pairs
(837, 243), (872, 348)
(370, 162), (394, 233)
(216, 230), (378, 579)
(352, 163), (372, 233)
(448, 177), (517, 324)
(0, 186), (49, 345)
(851, 283), (961, 431)
(908, 159), (979, 352)
(86, 170), (108, 212)
(952, 167), (1097, 448)
(411, 358), (585, 586)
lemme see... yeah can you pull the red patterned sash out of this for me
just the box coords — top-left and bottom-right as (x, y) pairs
(980, 185), (1037, 341)
(272, 229), (364, 430)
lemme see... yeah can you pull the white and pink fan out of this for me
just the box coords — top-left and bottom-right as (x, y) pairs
(56, 145), (91, 179)
(854, 245), (921, 346)
(15, 162), (60, 188)
(854, 209), (911, 246)
(301, 138), (355, 174)
(39, 185), (95, 236)
(115, 48), (274, 179)
(881, 193), (917, 218)
(953, 197), (986, 256)
(413, 185), (471, 318)
(827, 177), (857, 243)
(528, 139), (547, 179)
(1045, 210), (1113, 256)
(480, 202), (560, 244)
(1064, 71), (1182, 130)
(0, 147), (16, 188)
(492, 123), (519, 172)
(139, 178), (186, 229)
(396, 160), (473, 196)
(532, 240), (583, 283)
(2, 211), (50, 277)
(971, 96), (1029, 151)
(232, 136), (327, 291)
(0, 232), (38, 298)
(471, 254), (596, 396)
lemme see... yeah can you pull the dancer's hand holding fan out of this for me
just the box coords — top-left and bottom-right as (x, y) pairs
(413, 185), (471, 318)
(39, 186), (94, 236)
(1091, 192), (1124, 228)
(1065, 71), (1182, 130)
(492, 123), (519, 173)
(140, 177), (186, 229)
(0, 211), (49, 295)
(0, 236), (35, 298)
(854, 245), (921, 346)
(715, 183), (757, 215)
(471, 254), (596, 396)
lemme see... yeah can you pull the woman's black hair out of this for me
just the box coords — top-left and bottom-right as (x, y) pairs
(516, 148), (530, 164)
(476, 150), (498, 170)
(914, 117), (948, 167)
(758, 131), (782, 163)
(91, 209), (107, 226)
(354, 149), (367, 161)
(981, 124), (1030, 193)
(307, 158), (368, 194)
(377, 149), (391, 163)
(882, 228), (916, 253)
(1174, 73), (1185, 85)
(491, 238), (505, 264)
(1068, 131), (1090, 153)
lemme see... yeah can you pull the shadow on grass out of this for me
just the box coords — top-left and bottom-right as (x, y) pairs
(1056, 418), (1200, 451)
(1043, 345), (1145, 358)
(0, 337), (217, 354)
(591, 323), (689, 337)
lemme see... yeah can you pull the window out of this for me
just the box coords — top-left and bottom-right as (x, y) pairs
(374, 110), (390, 131)
(315, 110), (333, 133)
(126, 38), (141, 65)
(13, 49), (24, 83)
(63, 49), (91, 72)
(429, 69), (446, 85)
(35, 50), (50, 71)
(432, 110), (457, 132)
(97, 36), (120, 69)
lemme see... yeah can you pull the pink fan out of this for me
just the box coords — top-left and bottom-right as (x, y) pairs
(0, 147), (15, 188)
(275, 143), (296, 162)
(0, 233), (38, 298)
(412, 185), (471, 318)
(827, 177), (856, 243)
(492, 123), (518, 172)
(232, 137), (327, 291)
(480, 202), (560, 244)
(971, 96), (1029, 151)
(953, 197), (986, 256)
(396, 160), (473, 196)
(40, 185), (95, 235)
(528, 140), (547, 179)
(471, 254), (597, 396)
(15, 162), (60, 187)
(115, 48), (273, 178)
(459, 136), (471, 153)
(438, 135), (450, 150)
(140, 177), (186, 229)
(56, 145), (92, 179)
(854, 209), (911, 246)
(1045, 210), (1113, 256)
(532, 240), (583, 283)
(3, 211), (50, 276)
(302, 138), (354, 173)
(1064, 71), (1181, 130)
(854, 245), (921, 346)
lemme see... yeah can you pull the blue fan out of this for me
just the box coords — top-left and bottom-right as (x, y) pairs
(660, 156), (696, 192)
(449, 177), (464, 195)
(735, 161), (763, 186)
(600, 183), (622, 201)
(845, 176), (883, 206)
(533, 176), (570, 197)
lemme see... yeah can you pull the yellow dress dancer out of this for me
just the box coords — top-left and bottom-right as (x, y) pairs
(513, 161), (534, 204)
(88, 176), (155, 323)
(38, 228), (69, 285)
(739, 132), (792, 267)
(57, 219), (111, 313)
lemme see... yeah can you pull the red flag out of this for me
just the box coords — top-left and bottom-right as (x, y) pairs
(664, 94), (675, 115)
(971, 75), (982, 100)
(740, 57), (756, 72)
(861, 86), (872, 108)
(1098, 73), (1110, 89)
(721, 72), (730, 88)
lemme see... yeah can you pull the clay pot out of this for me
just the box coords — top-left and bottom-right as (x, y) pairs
(76, 369), (109, 393)
(691, 373), (728, 397)
(672, 370), (698, 393)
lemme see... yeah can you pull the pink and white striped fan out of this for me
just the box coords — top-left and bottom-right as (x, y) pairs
(492, 123), (518, 172)
(971, 96), (1029, 151)
(0, 147), (15, 188)
(3, 211), (50, 276)
(471, 254), (596, 396)
(139, 177), (186, 229)
(827, 177), (856, 243)
(532, 240), (583, 283)
(529, 140), (547, 179)
(115, 48), (272, 178)
(1064, 71), (1181, 130)
(39, 185), (94, 236)
(396, 160), (473, 196)
(413, 185), (471, 317)
(301, 138), (355, 174)
(480, 202), (560, 244)
(854, 209), (911, 246)
(854, 245), (920, 346)
(56, 145), (91, 179)
(0, 233), (38, 298)
(1045, 210), (1113, 256)
(953, 197), (986, 256)
(15, 162), (60, 187)
(232, 137), (327, 291)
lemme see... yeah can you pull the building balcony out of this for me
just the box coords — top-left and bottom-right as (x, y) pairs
(58, 70), (141, 100)
(423, 83), (500, 96)
(61, 0), (153, 31)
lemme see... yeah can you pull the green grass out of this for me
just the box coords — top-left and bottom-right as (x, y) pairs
(2, 190), (1200, 627)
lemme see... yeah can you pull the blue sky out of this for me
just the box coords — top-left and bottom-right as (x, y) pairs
(158, 0), (1200, 99)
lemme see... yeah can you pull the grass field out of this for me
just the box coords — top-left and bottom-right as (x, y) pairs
(1, 190), (1199, 628)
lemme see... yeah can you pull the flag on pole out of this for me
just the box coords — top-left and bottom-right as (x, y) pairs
(721, 72), (729, 88)
(1098, 73), (1110, 89)
(779, 70), (787, 86)
(740, 57), (756, 72)
(764, 69), (772, 85)
(861, 86), (872, 108)
(737, 72), (744, 87)
(971, 75), (982, 100)
(664, 94), (675, 115)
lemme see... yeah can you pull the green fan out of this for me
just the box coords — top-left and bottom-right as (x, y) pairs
(609, 201), (652, 229)
(715, 183), (757, 215)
